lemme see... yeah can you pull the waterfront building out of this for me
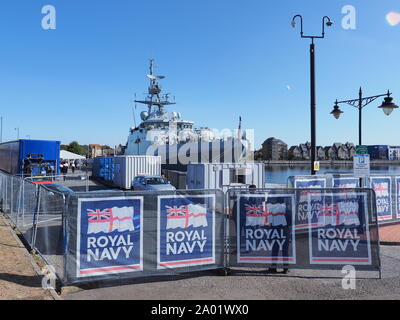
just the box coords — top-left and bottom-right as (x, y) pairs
(345, 142), (356, 159)
(299, 142), (311, 160)
(324, 146), (337, 160)
(316, 146), (326, 160)
(261, 137), (288, 160)
(288, 146), (302, 160)
(388, 146), (400, 160)
(264, 139), (357, 161)
(89, 144), (115, 158)
(332, 143), (348, 160)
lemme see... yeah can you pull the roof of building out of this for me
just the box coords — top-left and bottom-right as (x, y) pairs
(60, 150), (86, 160)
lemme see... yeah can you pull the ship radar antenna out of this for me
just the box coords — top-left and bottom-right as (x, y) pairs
(130, 93), (137, 128)
(237, 116), (242, 139)
(134, 59), (176, 117)
(164, 93), (171, 101)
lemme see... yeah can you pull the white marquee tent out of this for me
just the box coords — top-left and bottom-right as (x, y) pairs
(60, 150), (86, 161)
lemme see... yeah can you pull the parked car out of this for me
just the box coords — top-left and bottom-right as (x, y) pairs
(131, 176), (176, 191)
(43, 184), (74, 195)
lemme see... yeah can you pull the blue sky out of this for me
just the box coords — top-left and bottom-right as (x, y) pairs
(0, 0), (399, 149)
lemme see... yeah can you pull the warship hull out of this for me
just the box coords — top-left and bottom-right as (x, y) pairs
(124, 138), (249, 170)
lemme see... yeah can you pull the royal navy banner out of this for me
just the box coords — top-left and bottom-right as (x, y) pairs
(332, 177), (359, 201)
(294, 178), (326, 229)
(308, 192), (372, 265)
(76, 197), (143, 278)
(396, 177), (400, 219)
(157, 195), (215, 269)
(236, 194), (296, 264)
(333, 177), (359, 189)
(370, 176), (392, 221)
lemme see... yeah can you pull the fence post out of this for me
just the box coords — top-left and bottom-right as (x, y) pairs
(15, 178), (23, 228)
(86, 169), (89, 192)
(10, 176), (13, 219)
(22, 179), (25, 227)
(31, 185), (41, 252)
(224, 190), (230, 275)
(62, 193), (67, 285)
(3, 177), (8, 214)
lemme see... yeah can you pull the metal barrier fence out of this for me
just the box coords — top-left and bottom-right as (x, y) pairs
(288, 174), (400, 225)
(25, 171), (91, 192)
(0, 170), (382, 286)
(0, 171), (66, 279)
(64, 189), (226, 284)
(226, 188), (380, 273)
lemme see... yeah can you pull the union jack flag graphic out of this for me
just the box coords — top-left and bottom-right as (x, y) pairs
(337, 183), (357, 199)
(165, 204), (208, 229)
(299, 186), (322, 202)
(245, 203), (287, 227)
(374, 182), (389, 197)
(317, 201), (360, 227)
(87, 206), (135, 234)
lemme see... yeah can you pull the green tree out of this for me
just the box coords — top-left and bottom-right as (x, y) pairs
(66, 141), (85, 156)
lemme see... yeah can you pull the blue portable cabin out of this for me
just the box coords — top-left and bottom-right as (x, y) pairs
(0, 139), (61, 176)
(92, 157), (115, 182)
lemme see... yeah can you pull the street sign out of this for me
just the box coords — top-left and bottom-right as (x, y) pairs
(353, 154), (370, 178)
(356, 145), (368, 155)
(313, 161), (320, 171)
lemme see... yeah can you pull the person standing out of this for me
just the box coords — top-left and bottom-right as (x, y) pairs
(61, 161), (67, 181)
(74, 159), (79, 171)
(266, 196), (291, 275)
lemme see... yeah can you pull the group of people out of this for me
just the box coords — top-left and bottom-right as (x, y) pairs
(60, 159), (81, 175)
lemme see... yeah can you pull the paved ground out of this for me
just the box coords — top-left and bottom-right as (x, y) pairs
(0, 215), (52, 300)
(61, 221), (400, 300)
(379, 224), (400, 243)
(2, 190), (400, 300)
(61, 245), (399, 300)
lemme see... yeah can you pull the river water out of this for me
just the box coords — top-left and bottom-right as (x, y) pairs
(265, 164), (400, 184)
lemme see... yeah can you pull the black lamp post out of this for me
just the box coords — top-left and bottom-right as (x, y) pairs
(292, 15), (333, 175)
(330, 88), (398, 146)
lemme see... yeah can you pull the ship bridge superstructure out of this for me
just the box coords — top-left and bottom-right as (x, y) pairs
(124, 59), (250, 165)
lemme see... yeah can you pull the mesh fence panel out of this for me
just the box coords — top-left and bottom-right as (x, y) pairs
(289, 173), (400, 224)
(31, 185), (65, 280)
(5, 174), (12, 216)
(16, 180), (38, 232)
(0, 171), (66, 281)
(64, 189), (226, 285)
(226, 188), (380, 274)
(0, 173), (6, 214)
(15, 180), (39, 244)
(0, 169), (384, 285)
(11, 176), (22, 225)
(26, 170), (99, 192)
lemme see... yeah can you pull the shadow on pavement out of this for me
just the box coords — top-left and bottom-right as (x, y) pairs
(69, 269), (224, 291)
(0, 273), (43, 288)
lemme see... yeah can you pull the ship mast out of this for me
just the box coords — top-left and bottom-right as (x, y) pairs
(134, 59), (176, 119)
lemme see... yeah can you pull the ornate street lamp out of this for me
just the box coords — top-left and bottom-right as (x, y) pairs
(331, 88), (398, 145)
(379, 92), (399, 116)
(292, 14), (333, 175)
(330, 100), (343, 119)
